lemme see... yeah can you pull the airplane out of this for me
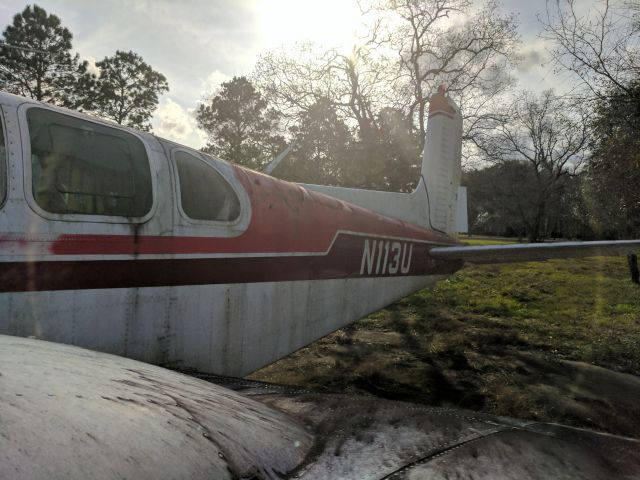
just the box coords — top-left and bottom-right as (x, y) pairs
(1, 87), (639, 478)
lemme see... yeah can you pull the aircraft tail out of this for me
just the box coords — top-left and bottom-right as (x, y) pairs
(302, 87), (464, 237)
(421, 86), (463, 235)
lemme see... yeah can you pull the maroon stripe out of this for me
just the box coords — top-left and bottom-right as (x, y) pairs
(0, 236), (462, 292)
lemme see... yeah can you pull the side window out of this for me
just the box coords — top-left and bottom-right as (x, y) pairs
(0, 114), (6, 204)
(174, 151), (240, 222)
(27, 108), (152, 217)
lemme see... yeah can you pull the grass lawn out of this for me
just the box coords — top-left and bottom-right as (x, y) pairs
(460, 236), (519, 245)
(251, 245), (640, 438)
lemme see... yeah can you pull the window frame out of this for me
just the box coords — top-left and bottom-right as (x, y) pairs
(170, 148), (246, 228)
(0, 106), (8, 209)
(19, 104), (157, 224)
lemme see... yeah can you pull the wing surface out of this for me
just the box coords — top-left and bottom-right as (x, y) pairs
(430, 240), (640, 264)
(4, 335), (640, 479)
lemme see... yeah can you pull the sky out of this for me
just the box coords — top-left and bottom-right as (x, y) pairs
(0, 0), (584, 149)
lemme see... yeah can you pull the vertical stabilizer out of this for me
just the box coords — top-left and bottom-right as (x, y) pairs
(300, 86), (463, 235)
(422, 86), (463, 236)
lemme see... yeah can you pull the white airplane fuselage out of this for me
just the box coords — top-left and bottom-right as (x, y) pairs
(0, 91), (462, 375)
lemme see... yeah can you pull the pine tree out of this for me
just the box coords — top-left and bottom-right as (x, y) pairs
(93, 51), (169, 130)
(279, 98), (352, 185)
(196, 77), (284, 169)
(0, 5), (94, 107)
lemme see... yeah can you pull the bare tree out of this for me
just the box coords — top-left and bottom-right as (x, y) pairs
(368, 0), (519, 148)
(255, 1), (519, 149)
(476, 90), (589, 242)
(253, 1), (519, 189)
(254, 42), (389, 142)
(541, 0), (640, 98)
(542, 1), (640, 239)
(254, 42), (403, 187)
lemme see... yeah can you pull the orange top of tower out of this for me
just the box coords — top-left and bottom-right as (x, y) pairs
(428, 84), (456, 116)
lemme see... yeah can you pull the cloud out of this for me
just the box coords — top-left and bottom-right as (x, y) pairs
(83, 55), (100, 76)
(151, 70), (234, 150)
(200, 70), (231, 98)
(5, 0), (261, 110)
(517, 41), (551, 74)
(518, 48), (543, 72)
(153, 98), (206, 149)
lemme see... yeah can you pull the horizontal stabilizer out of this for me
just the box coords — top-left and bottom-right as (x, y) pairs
(430, 240), (640, 264)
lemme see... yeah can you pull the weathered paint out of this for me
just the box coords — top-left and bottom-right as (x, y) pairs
(0, 91), (462, 375)
(3, 336), (640, 480)
(0, 335), (312, 480)
(0, 277), (449, 375)
(269, 393), (640, 479)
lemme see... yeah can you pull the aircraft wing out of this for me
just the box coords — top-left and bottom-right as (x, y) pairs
(3, 335), (640, 479)
(430, 240), (640, 264)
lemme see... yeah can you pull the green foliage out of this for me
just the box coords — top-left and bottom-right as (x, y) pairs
(278, 98), (351, 184)
(465, 161), (536, 238)
(0, 5), (94, 107)
(465, 162), (592, 240)
(357, 107), (421, 192)
(586, 80), (640, 238)
(93, 50), (168, 130)
(196, 76), (284, 170)
(275, 103), (421, 190)
(0, 6), (169, 127)
(541, 1), (640, 240)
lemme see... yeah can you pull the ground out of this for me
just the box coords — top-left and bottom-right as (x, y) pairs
(250, 244), (640, 439)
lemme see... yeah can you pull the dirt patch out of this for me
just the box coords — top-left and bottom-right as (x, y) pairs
(496, 354), (640, 435)
(251, 260), (640, 440)
(252, 327), (640, 438)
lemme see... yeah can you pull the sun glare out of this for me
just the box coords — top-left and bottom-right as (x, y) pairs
(256, 0), (363, 51)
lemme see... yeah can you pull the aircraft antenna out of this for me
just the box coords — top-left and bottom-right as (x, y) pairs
(263, 141), (297, 175)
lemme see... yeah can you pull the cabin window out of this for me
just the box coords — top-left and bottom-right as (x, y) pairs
(27, 108), (152, 217)
(0, 115), (6, 204)
(174, 150), (240, 222)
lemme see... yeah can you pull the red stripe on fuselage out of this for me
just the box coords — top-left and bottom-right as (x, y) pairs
(0, 235), (463, 292)
(50, 167), (454, 256)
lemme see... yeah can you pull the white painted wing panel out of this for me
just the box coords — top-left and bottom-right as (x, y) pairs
(429, 240), (640, 264)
